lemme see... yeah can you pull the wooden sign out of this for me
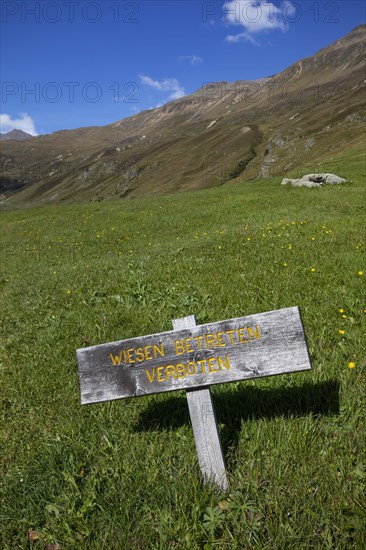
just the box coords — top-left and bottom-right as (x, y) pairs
(76, 306), (311, 489)
(77, 307), (311, 405)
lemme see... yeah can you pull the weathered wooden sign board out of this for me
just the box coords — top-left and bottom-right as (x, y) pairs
(76, 306), (311, 489)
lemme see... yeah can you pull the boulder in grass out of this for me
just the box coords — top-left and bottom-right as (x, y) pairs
(281, 178), (294, 186)
(281, 173), (347, 187)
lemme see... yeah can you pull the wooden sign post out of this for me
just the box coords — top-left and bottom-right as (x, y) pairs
(76, 306), (311, 490)
(173, 315), (228, 490)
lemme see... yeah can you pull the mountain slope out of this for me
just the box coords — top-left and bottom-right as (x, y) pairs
(1, 25), (365, 208)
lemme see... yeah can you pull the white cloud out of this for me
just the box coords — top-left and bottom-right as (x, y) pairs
(177, 55), (203, 65)
(283, 1), (297, 17)
(224, 0), (296, 42)
(0, 112), (38, 135)
(226, 32), (259, 45)
(139, 75), (185, 100)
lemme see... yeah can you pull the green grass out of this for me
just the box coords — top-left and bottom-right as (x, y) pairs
(1, 146), (365, 549)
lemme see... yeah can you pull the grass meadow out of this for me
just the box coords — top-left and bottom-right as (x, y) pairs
(1, 146), (365, 548)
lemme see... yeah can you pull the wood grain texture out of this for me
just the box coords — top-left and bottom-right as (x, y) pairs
(76, 306), (311, 405)
(173, 316), (228, 491)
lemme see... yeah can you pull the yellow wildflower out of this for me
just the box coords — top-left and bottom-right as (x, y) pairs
(338, 329), (345, 335)
(348, 362), (356, 369)
(358, 271), (364, 276)
(339, 308), (344, 313)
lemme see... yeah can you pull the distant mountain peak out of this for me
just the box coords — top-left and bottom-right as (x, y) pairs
(0, 129), (33, 141)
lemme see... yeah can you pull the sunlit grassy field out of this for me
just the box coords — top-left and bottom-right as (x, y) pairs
(1, 147), (365, 548)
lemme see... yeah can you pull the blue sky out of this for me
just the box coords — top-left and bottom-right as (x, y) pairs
(1, 1), (365, 135)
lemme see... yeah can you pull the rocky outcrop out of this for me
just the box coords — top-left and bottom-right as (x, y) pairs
(345, 112), (363, 123)
(281, 173), (347, 187)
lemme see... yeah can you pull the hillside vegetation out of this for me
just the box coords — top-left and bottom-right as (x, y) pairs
(0, 145), (365, 548)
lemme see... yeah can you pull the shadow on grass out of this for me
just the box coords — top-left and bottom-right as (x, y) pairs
(134, 380), (340, 453)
